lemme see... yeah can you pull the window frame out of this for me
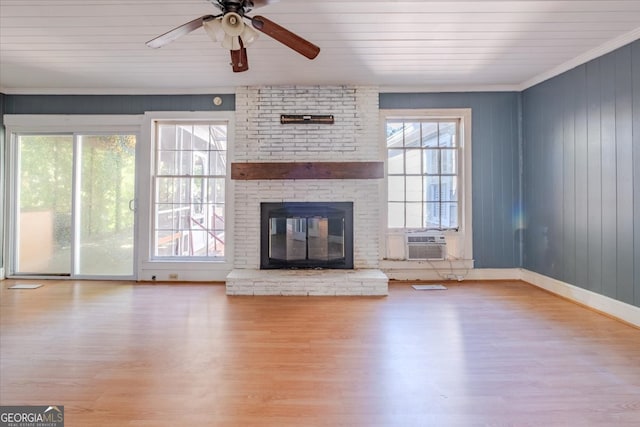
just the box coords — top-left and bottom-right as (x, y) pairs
(151, 119), (229, 261)
(386, 118), (461, 230)
(380, 108), (473, 261)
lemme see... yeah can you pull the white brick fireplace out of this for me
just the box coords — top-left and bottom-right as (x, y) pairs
(226, 86), (388, 295)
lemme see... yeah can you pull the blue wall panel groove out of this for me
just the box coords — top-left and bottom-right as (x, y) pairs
(574, 66), (589, 292)
(562, 70), (577, 287)
(600, 51), (619, 300)
(586, 60), (604, 295)
(614, 47), (635, 305)
(633, 41), (640, 308)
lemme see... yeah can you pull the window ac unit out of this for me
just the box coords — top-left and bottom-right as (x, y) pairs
(406, 232), (446, 260)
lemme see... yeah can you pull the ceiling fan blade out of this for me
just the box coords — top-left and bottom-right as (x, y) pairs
(251, 15), (320, 59)
(230, 47), (249, 72)
(146, 15), (215, 49)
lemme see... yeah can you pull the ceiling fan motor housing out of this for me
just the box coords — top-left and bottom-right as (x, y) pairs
(213, 0), (249, 15)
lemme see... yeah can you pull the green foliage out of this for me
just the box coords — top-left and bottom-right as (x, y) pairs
(19, 134), (136, 237)
(81, 135), (136, 236)
(19, 135), (74, 211)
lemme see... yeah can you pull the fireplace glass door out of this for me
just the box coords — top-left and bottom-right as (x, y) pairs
(261, 202), (353, 269)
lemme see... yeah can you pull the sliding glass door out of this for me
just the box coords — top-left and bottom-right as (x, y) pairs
(76, 135), (136, 276)
(13, 133), (137, 278)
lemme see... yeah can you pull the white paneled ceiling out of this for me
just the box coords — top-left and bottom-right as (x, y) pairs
(1, 0), (639, 94)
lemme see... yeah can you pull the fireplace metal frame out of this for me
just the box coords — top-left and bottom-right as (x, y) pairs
(260, 202), (354, 270)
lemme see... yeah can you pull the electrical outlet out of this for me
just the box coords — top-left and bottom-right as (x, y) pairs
(168, 273), (178, 280)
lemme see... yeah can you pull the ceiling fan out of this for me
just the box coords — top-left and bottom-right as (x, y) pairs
(146, 0), (320, 72)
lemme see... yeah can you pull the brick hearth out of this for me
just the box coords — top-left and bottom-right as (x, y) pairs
(226, 269), (388, 296)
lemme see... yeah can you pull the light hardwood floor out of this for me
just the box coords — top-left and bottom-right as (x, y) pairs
(1, 279), (639, 426)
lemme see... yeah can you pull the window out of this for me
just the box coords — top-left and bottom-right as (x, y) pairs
(153, 121), (227, 258)
(387, 119), (460, 230)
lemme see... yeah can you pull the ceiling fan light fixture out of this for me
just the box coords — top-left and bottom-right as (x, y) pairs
(222, 34), (242, 51)
(203, 17), (224, 42)
(240, 25), (259, 46)
(221, 12), (244, 37)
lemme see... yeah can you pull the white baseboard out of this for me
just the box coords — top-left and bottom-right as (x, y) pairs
(138, 269), (230, 282)
(384, 267), (520, 282)
(464, 268), (521, 281)
(0, 267), (4, 280)
(520, 269), (640, 328)
(139, 262), (231, 282)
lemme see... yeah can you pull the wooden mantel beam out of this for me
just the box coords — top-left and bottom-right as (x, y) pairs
(231, 161), (384, 180)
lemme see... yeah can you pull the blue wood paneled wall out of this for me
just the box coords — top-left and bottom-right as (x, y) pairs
(1, 94), (234, 114)
(522, 39), (640, 308)
(380, 92), (523, 269)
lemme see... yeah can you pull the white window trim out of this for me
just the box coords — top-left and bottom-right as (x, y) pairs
(379, 108), (473, 266)
(150, 120), (228, 261)
(0, 128), (5, 280)
(3, 114), (143, 133)
(139, 111), (235, 281)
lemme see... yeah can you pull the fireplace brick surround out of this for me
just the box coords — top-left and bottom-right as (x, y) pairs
(226, 86), (388, 296)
